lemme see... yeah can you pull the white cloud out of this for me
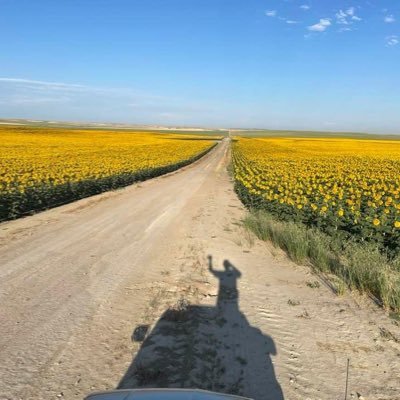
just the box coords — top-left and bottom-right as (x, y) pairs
(265, 10), (277, 17)
(0, 78), (221, 125)
(265, 10), (299, 25)
(0, 77), (169, 103)
(300, 5), (310, 11)
(4, 96), (72, 105)
(386, 35), (399, 47)
(336, 10), (349, 24)
(0, 78), (85, 90)
(384, 15), (396, 23)
(335, 8), (362, 26)
(308, 19), (331, 32)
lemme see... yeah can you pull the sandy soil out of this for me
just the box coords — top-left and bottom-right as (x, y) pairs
(0, 140), (399, 400)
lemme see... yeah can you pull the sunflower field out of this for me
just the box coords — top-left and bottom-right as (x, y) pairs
(233, 137), (400, 256)
(0, 126), (216, 221)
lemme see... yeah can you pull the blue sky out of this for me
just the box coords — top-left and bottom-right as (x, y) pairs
(0, 0), (399, 132)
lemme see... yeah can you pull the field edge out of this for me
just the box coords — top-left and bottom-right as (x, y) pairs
(0, 142), (218, 222)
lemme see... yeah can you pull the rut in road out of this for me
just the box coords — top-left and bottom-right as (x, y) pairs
(0, 139), (399, 400)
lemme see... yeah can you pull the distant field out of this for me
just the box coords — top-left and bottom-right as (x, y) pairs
(0, 125), (218, 221)
(0, 119), (227, 137)
(232, 129), (400, 140)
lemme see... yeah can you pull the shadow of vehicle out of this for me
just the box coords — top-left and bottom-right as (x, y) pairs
(117, 257), (283, 400)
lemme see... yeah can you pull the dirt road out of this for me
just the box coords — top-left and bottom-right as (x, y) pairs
(0, 139), (399, 400)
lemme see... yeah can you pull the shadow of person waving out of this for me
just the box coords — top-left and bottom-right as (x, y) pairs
(208, 257), (241, 310)
(118, 257), (284, 400)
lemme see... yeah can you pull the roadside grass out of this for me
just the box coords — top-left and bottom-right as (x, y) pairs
(243, 210), (400, 313)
